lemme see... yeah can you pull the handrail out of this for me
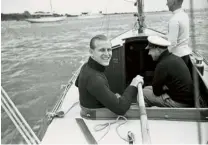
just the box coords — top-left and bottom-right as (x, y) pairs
(137, 83), (151, 144)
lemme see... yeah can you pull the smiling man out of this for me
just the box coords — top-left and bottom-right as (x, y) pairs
(75, 34), (143, 116)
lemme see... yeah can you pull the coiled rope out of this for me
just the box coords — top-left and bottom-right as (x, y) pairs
(93, 116), (134, 143)
(1, 86), (41, 144)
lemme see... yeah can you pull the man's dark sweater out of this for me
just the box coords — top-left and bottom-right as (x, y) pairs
(75, 57), (137, 115)
(152, 50), (194, 105)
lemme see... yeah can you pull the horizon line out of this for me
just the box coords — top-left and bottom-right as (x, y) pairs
(1, 7), (208, 15)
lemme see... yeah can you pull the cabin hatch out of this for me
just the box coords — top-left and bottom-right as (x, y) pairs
(105, 36), (156, 98)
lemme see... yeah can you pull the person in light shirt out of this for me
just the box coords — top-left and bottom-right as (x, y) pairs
(166, 0), (192, 71)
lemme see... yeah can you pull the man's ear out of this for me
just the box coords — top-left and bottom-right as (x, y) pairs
(89, 49), (93, 55)
(156, 48), (161, 53)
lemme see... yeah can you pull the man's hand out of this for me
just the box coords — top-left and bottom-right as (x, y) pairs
(115, 93), (121, 98)
(130, 75), (144, 87)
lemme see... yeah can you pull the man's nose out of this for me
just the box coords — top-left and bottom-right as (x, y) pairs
(104, 50), (110, 55)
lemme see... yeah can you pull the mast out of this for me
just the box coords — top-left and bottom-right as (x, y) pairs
(50, 0), (53, 14)
(136, 0), (144, 33)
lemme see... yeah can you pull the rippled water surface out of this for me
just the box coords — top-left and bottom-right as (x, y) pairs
(1, 11), (208, 144)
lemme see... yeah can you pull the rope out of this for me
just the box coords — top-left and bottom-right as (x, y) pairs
(93, 116), (134, 143)
(64, 102), (79, 116)
(48, 101), (79, 119)
(1, 87), (41, 144)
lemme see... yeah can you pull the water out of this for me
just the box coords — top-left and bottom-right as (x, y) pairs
(1, 11), (208, 144)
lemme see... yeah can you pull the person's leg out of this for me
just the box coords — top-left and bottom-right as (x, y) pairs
(164, 98), (191, 107)
(143, 86), (169, 107)
(143, 86), (190, 107)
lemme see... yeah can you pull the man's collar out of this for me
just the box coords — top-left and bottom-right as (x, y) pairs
(87, 57), (105, 72)
(157, 50), (171, 63)
(173, 8), (183, 14)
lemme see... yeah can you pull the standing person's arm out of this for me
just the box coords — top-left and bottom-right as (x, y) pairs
(168, 19), (179, 51)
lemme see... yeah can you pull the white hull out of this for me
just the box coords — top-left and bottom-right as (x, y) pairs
(41, 28), (208, 144)
(25, 16), (67, 23)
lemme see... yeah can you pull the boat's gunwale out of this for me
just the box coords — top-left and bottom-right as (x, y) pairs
(80, 104), (208, 121)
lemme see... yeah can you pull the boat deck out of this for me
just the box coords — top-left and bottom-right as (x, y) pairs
(41, 85), (208, 144)
(41, 29), (208, 144)
(42, 29), (208, 144)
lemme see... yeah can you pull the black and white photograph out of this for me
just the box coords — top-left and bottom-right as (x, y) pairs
(1, 0), (208, 144)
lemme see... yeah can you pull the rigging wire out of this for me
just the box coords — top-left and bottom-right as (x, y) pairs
(50, 63), (83, 113)
(104, 0), (111, 37)
(189, 0), (203, 144)
(1, 87), (41, 144)
(123, 0), (136, 3)
(47, 60), (85, 122)
(1, 98), (32, 144)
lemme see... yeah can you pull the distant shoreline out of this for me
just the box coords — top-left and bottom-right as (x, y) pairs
(1, 8), (207, 21)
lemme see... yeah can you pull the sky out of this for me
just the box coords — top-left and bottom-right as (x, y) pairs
(1, 0), (208, 14)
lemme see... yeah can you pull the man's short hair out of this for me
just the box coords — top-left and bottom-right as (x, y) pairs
(90, 35), (108, 50)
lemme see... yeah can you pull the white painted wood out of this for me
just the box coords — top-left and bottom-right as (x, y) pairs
(41, 82), (208, 144)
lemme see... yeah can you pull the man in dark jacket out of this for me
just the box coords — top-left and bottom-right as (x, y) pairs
(142, 35), (194, 107)
(75, 34), (143, 115)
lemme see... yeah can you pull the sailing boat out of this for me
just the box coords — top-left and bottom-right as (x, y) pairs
(25, 0), (66, 23)
(40, 0), (208, 144)
(3, 0), (207, 144)
(78, 11), (104, 19)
